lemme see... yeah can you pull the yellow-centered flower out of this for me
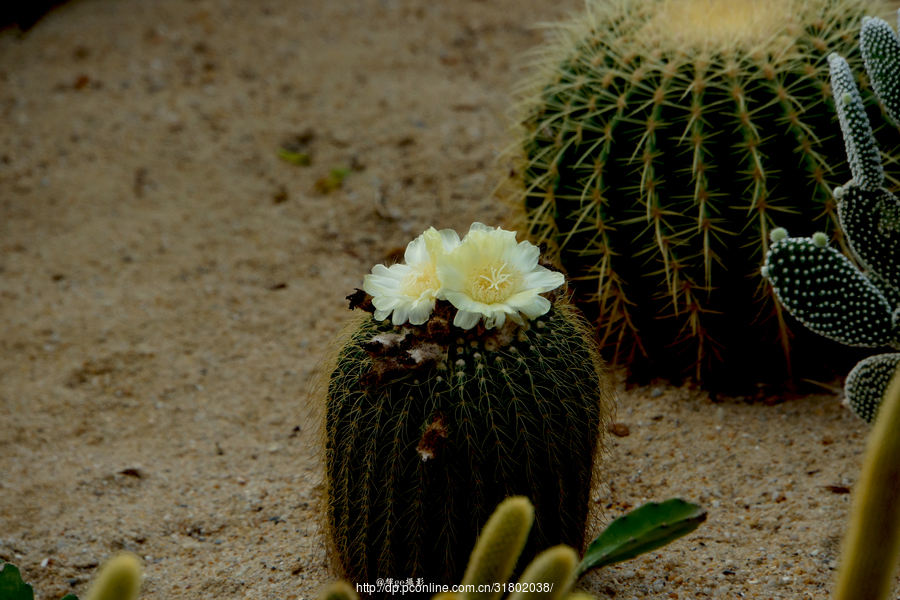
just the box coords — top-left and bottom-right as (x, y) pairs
(363, 227), (460, 325)
(438, 223), (564, 329)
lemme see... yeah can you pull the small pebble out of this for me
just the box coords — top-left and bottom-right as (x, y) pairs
(650, 387), (664, 398)
(609, 422), (630, 437)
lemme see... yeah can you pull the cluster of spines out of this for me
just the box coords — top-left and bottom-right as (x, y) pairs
(511, 0), (900, 382)
(324, 303), (611, 589)
(763, 11), (900, 421)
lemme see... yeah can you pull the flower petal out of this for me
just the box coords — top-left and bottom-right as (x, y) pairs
(523, 268), (565, 293)
(404, 233), (430, 265)
(504, 240), (541, 273)
(506, 292), (551, 319)
(453, 309), (482, 330)
(407, 297), (436, 325)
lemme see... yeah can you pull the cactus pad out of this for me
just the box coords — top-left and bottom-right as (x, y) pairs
(845, 353), (900, 422)
(763, 234), (894, 347)
(860, 14), (900, 124)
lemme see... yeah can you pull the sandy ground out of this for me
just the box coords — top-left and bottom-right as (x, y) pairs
(0, 0), (894, 599)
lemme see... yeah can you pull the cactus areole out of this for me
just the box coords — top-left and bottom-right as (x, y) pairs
(512, 0), (900, 387)
(323, 224), (614, 593)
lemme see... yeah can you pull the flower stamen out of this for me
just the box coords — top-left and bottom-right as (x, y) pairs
(479, 262), (513, 291)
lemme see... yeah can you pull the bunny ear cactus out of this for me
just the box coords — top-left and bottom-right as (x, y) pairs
(510, 0), (900, 388)
(763, 12), (900, 421)
(323, 223), (615, 595)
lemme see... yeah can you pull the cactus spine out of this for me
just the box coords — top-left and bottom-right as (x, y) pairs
(511, 0), (900, 386)
(763, 12), (900, 420)
(323, 225), (614, 593)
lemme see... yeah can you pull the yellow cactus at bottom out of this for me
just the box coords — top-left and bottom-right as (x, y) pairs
(84, 553), (142, 600)
(834, 367), (900, 600)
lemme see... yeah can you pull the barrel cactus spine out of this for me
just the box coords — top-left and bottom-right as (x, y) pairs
(323, 223), (615, 592)
(508, 0), (900, 387)
(762, 12), (900, 422)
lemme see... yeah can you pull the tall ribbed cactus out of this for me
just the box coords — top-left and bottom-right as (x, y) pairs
(323, 224), (615, 594)
(762, 13), (900, 422)
(511, 0), (900, 387)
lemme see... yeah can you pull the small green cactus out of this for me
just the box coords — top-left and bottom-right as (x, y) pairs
(763, 12), (900, 421)
(323, 224), (615, 592)
(509, 0), (900, 387)
(834, 365), (900, 600)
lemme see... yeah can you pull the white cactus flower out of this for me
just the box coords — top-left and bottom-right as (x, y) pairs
(438, 222), (565, 329)
(363, 227), (460, 325)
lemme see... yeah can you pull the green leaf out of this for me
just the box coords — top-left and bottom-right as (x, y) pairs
(577, 499), (706, 576)
(0, 561), (35, 600)
(277, 149), (311, 166)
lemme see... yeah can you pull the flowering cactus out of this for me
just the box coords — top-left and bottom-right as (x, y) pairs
(323, 223), (615, 592)
(762, 13), (900, 422)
